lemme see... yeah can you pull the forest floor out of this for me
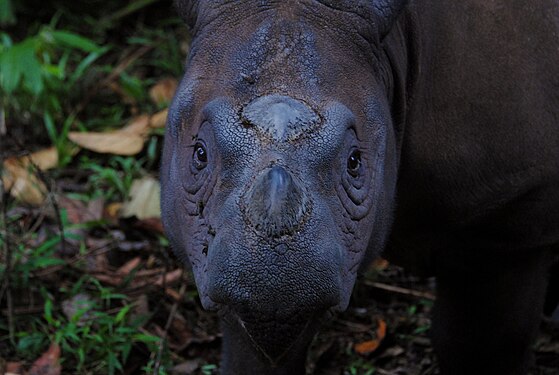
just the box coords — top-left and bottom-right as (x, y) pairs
(1, 1), (558, 374)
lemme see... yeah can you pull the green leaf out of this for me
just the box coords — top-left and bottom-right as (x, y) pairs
(115, 327), (135, 336)
(201, 364), (218, 375)
(44, 298), (54, 324)
(107, 351), (122, 375)
(119, 72), (145, 101)
(133, 333), (160, 343)
(0, 38), (44, 95)
(33, 257), (66, 268)
(18, 39), (44, 95)
(56, 50), (70, 79)
(34, 236), (61, 255)
(0, 0), (16, 26)
(49, 30), (101, 53)
(77, 347), (85, 366)
(0, 32), (13, 48)
(17, 332), (46, 353)
(121, 342), (132, 363)
(42, 63), (64, 79)
(115, 304), (131, 323)
(0, 45), (22, 93)
(102, 292), (127, 300)
(413, 325), (430, 335)
(69, 48), (108, 85)
(44, 112), (57, 145)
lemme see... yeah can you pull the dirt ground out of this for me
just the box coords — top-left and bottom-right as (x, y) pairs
(166, 260), (559, 375)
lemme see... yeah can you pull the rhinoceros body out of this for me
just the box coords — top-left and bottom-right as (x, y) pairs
(161, 1), (559, 374)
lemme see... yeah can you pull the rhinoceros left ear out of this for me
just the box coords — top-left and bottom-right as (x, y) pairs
(174, 0), (199, 30)
(372, 0), (409, 38)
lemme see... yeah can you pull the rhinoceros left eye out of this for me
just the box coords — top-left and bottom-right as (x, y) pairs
(193, 142), (208, 170)
(347, 149), (362, 177)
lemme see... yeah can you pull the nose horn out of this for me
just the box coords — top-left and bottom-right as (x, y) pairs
(243, 166), (309, 237)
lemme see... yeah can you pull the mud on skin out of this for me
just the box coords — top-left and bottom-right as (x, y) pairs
(161, 1), (559, 374)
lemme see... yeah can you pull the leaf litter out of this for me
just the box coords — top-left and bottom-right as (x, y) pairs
(1, 15), (556, 375)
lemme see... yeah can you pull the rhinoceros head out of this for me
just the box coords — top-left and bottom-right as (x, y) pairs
(161, 0), (407, 365)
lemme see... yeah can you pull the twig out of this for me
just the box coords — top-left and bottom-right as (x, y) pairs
(101, 45), (154, 88)
(25, 209), (47, 239)
(72, 44), (154, 117)
(1, 305), (45, 316)
(33, 241), (115, 278)
(6, 137), (66, 253)
(0, 104), (6, 136)
(0, 162), (15, 343)
(29, 160), (66, 255)
(153, 275), (186, 375)
(376, 367), (407, 375)
(364, 280), (436, 301)
(100, 0), (161, 25)
(46, 181), (66, 255)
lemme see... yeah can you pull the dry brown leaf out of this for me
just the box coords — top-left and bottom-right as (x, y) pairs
(154, 269), (182, 287)
(171, 359), (200, 375)
(165, 288), (182, 302)
(5, 361), (24, 374)
(25, 147), (59, 170)
(2, 147), (58, 206)
(86, 197), (105, 222)
(123, 115), (151, 134)
(149, 108), (168, 129)
(68, 115), (150, 155)
(380, 345), (405, 358)
(62, 293), (93, 324)
(149, 78), (178, 105)
(121, 177), (161, 219)
(57, 195), (87, 224)
(68, 132), (144, 155)
(117, 257), (142, 275)
(93, 273), (123, 286)
(354, 339), (381, 355)
(104, 202), (123, 222)
(2, 165), (46, 206)
(354, 319), (387, 355)
(135, 217), (165, 234)
(167, 311), (193, 349)
(377, 318), (387, 340)
(372, 258), (390, 271)
(132, 294), (150, 317)
(28, 343), (61, 375)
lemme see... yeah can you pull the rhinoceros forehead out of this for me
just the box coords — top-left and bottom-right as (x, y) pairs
(241, 95), (321, 142)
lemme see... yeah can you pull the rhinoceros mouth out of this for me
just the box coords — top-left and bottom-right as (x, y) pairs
(221, 308), (327, 365)
(240, 316), (310, 363)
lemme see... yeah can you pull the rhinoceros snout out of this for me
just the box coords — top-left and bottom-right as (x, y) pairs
(242, 166), (310, 237)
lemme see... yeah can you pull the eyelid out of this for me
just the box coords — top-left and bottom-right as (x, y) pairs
(190, 138), (207, 148)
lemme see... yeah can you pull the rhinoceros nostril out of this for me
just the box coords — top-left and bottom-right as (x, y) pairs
(243, 166), (309, 237)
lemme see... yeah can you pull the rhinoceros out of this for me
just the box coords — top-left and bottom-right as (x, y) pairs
(160, 0), (559, 374)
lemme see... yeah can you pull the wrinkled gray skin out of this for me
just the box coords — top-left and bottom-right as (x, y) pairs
(161, 1), (559, 374)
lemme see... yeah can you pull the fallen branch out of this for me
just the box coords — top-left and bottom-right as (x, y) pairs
(364, 281), (436, 301)
(153, 277), (186, 375)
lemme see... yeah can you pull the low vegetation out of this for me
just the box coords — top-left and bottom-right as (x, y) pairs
(1, 1), (557, 374)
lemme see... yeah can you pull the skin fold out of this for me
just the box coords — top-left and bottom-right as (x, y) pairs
(161, 1), (559, 374)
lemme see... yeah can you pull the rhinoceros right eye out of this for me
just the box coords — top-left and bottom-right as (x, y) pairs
(193, 142), (208, 170)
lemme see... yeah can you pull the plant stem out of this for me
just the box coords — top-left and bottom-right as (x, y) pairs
(0, 161), (15, 343)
